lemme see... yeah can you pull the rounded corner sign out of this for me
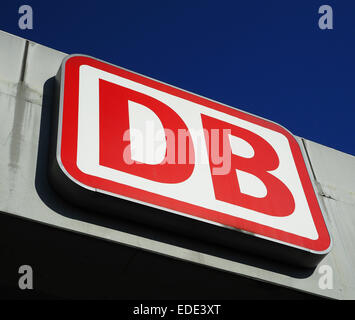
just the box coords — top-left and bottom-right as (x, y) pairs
(53, 54), (331, 265)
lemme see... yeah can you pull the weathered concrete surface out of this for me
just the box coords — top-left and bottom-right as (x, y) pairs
(0, 30), (354, 299)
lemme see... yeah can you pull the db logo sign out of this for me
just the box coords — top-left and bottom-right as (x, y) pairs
(50, 55), (331, 267)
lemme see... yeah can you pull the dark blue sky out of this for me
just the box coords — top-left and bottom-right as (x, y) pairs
(1, 0), (354, 156)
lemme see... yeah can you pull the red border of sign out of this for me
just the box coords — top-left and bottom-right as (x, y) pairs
(59, 55), (331, 253)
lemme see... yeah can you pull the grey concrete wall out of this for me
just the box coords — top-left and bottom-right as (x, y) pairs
(0, 30), (354, 299)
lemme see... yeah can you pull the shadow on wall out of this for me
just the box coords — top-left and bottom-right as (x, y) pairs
(34, 77), (315, 280)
